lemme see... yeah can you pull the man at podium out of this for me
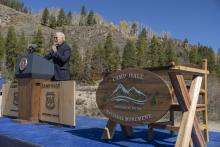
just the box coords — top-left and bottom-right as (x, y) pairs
(45, 32), (71, 81)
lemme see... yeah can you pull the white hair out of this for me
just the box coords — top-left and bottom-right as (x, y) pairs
(56, 32), (65, 41)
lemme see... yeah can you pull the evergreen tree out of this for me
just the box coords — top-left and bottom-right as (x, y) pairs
(41, 7), (49, 25)
(49, 15), (57, 29)
(122, 39), (137, 69)
(66, 11), (72, 25)
(157, 47), (166, 66)
(5, 26), (17, 77)
(57, 8), (66, 26)
(189, 44), (215, 72)
(17, 31), (27, 54)
(82, 49), (93, 82)
(149, 36), (167, 66)
(32, 28), (44, 54)
(197, 45), (215, 71)
(130, 23), (138, 36)
(164, 39), (178, 64)
(79, 5), (87, 26)
(80, 5), (87, 16)
(109, 46), (120, 71)
(189, 46), (199, 64)
(70, 42), (82, 80)
(87, 10), (95, 25)
(104, 32), (119, 72)
(148, 36), (162, 66)
(181, 38), (190, 63)
(104, 33), (113, 71)
(136, 28), (147, 67)
(91, 44), (105, 79)
(43, 33), (54, 56)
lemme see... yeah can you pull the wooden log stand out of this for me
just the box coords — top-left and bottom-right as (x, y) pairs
(147, 59), (209, 147)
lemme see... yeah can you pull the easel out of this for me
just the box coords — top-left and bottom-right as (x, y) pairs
(147, 59), (209, 147)
(101, 60), (209, 147)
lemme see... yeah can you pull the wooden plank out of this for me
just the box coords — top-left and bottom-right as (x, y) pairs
(200, 89), (206, 95)
(150, 123), (179, 131)
(144, 64), (174, 71)
(39, 81), (75, 126)
(18, 79), (46, 121)
(145, 64), (209, 75)
(2, 83), (19, 117)
(1, 84), (8, 116)
(170, 66), (209, 75)
(170, 103), (206, 111)
(169, 73), (206, 147)
(60, 81), (75, 126)
(102, 119), (117, 139)
(202, 59), (209, 141)
(175, 76), (202, 147)
(168, 74), (188, 112)
(30, 79), (43, 120)
(179, 75), (206, 147)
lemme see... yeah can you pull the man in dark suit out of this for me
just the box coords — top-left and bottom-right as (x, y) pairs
(45, 32), (71, 81)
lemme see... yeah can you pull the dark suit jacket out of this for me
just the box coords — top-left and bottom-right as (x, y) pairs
(45, 42), (71, 81)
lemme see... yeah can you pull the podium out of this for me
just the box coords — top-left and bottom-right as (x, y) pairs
(15, 54), (54, 122)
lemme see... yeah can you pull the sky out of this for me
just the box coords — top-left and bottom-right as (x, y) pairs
(19, 0), (220, 52)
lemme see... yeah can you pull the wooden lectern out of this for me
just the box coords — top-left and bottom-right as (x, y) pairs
(15, 54), (54, 122)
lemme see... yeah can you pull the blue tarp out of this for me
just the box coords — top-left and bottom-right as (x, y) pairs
(0, 115), (219, 147)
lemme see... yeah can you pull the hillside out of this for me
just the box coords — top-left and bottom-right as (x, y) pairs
(0, 4), (220, 121)
(0, 4), (127, 55)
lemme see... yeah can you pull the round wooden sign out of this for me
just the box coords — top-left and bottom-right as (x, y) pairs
(96, 68), (172, 126)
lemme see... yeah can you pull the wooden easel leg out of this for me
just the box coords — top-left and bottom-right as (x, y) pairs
(203, 110), (209, 141)
(202, 59), (209, 142)
(120, 125), (133, 138)
(101, 119), (117, 139)
(147, 125), (153, 141)
(176, 76), (203, 147)
(170, 110), (175, 135)
(169, 73), (206, 147)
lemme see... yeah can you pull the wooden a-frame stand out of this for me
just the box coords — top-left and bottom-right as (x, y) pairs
(102, 59), (209, 147)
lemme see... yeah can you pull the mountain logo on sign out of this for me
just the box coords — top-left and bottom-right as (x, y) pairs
(111, 84), (148, 105)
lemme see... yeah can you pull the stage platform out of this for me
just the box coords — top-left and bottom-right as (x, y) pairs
(0, 115), (219, 147)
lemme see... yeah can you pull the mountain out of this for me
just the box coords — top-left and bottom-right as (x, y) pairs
(128, 87), (145, 96)
(0, 4), (127, 56)
(0, 4), (194, 60)
(111, 84), (147, 104)
(111, 83), (127, 96)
